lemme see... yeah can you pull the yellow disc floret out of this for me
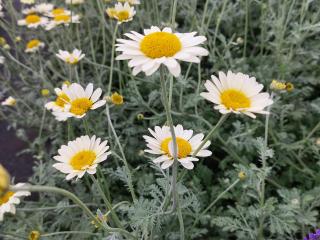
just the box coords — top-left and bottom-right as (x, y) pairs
(116, 11), (130, 21)
(26, 39), (40, 49)
(70, 98), (93, 115)
(55, 93), (70, 107)
(111, 92), (124, 105)
(161, 137), (192, 159)
(140, 32), (182, 59)
(220, 89), (251, 110)
(70, 150), (96, 170)
(54, 15), (71, 23)
(0, 191), (14, 205)
(25, 14), (41, 24)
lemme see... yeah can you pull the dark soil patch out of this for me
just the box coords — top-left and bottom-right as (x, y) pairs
(0, 122), (34, 182)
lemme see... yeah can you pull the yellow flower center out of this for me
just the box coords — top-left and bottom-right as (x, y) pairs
(51, 8), (66, 16)
(28, 230), (41, 240)
(70, 98), (93, 115)
(26, 39), (40, 49)
(66, 56), (79, 64)
(69, 150), (96, 170)
(140, 32), (182, 59)
(220, 89), (251, 110)
(25, 14), (41, 24)
(0, 191), (14, 205)
(116, 10), (130, 21)
(111, 92), (124, 105)
(160, 137), (192, 159)
(54, 15), (71, 23)
(55, 93), (70, 107)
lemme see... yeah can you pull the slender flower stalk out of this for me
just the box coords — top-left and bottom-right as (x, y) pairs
(9, 185), (136, 239)
(192, 114), (229, 157)
(159, 67), (178, 209)
(105, 104), (137, 201)
(107, 23), (119, 95)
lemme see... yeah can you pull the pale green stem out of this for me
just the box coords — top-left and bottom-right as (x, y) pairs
(90, 175), (123, 229)
(9, 185), (136, 239)
(192, 179), (240, 228)
(192, 114), (229, 157)
(105, 104), (137, 201)
(258, 93), (273, 240)
(107, 24), (119, 95)
(160, 67), (178, 210)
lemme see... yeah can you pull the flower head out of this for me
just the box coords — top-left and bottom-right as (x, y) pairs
(18, 14), (48, 28)
(28, 231), (40, 240)
(116, 26), (208, 77)
(270, 79), (286, 91)
(111, 92), (124, 105)
(143, 125), (212, 170)
(41, 89), (50, 97)
(0, 183), (30, 221)
(53, 135), (111, 180)
(200, 71), (273, 118)
(106, 2), (135, 23)
(56, 49), (85, 65)
(0, 165), (10, 198)
(45, 13), (80, 30)
(304, 229), (320, 240)
(25, 39), (45, 53)
(45, 84), (70, 112)
(51, 83), (106, 121)
(2, 96), (16, 106)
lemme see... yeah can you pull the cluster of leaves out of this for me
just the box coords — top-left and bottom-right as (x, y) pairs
(0, 0), (320, 239)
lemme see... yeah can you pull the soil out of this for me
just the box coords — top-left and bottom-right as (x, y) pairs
(0, 122), (34, 182)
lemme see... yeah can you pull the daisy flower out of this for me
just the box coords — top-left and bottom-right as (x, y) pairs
(56, 49), (85, 65)
(116, 26), (208, 77)
(143, 125), (212, 170)
(25, 39), (45, 53)
(0, 183), (31, 221)
(18, 14), (48, 28)
(52, 83), (106, 121)
(2, 96), (16, 106)
(118, 0), (140, 5)
(106, 2), (135, 23)
(46, 8), (71, 18)
(45, 84), (70, 112)
(53, 135), (111, 180)
(45, 14), (80, 30)
(200, 71), (273, 118)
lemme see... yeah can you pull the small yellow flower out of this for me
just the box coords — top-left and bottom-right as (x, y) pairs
(15, 36), (22, 42)
(41, 89), (50, 97)
(0, 165), (10, 198)
(137, 113), (144, 120)
(238, 171), (246, 181)
(111, 92), (124, 105)
(270, 79), (286, 91)
(106, 3), (135, 23)
(285, 82), (294, 92)
(0, 37), (6, 46)
(28, 231), (40, 240)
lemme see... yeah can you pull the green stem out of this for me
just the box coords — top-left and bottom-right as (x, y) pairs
(90, 175), (123, 229)
(192, 114), (229, 157)
(107, 23), (119, 95)
(105, 105), (137, 201)
(160, 67), (178, 210)
(192, 179), (240, 227)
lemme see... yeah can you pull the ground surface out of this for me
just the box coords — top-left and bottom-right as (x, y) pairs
(0, 122), (33, 182)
